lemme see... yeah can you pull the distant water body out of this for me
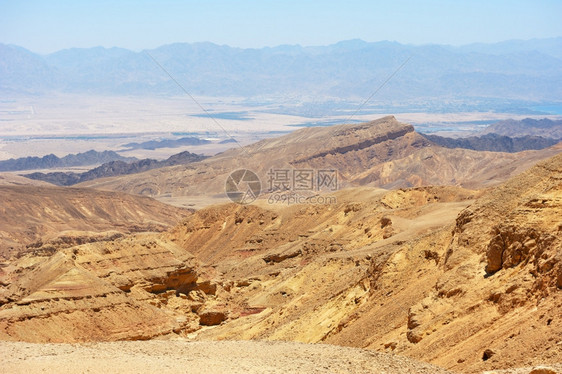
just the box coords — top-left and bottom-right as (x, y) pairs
(531, 104), (562, 115)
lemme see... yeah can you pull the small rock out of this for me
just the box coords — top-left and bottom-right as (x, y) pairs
(198, 310), (227, 326)
(380, 216), (392, 228)
(482, 349), (495, 361)
(406, 330), (423, 343)
(382, 226), (394, 239)
(485, 235), (504, 274)
(383, 341), (397, 350)
(236, 280), (251, 287)
(197, 280), (217, 295)
(423, 250), (440, 263)
(187, 289), (206, 302)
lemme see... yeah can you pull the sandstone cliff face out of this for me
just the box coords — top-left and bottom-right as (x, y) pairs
(446, 151), (562, 288)
(0, 234), (224, 342)
(390, 153), (562, 373)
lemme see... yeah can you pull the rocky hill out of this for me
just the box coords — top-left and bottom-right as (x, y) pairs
(78, 116), (562, 196)
(0, 173), (51, 187)
(0, 150), (135, 172)
(24, 150), (207, 186)
(0, 184), (475, 346)
(480, 118), (562, 139)
(0, 185), (189, 260)
(0, 233), (211, 342)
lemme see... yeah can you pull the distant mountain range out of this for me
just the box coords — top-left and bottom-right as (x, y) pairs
(0, 150), (135, 172)
(122, 137), (211, 151)
(24, 150), (207, 186)
(1, 38), (562, 104)
(424, 133), (559, 153)
(421, 117), (562, 152)
(479, 118), (562, 138)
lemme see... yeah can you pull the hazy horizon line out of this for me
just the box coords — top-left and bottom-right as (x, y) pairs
(4, 36), (562, 56)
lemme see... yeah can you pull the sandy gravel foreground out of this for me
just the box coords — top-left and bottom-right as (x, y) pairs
(0, 340), (453, 374)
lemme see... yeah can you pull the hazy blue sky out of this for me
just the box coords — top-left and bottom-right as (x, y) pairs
(1, 0), (561, 54)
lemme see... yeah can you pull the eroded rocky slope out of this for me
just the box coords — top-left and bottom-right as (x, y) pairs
(174, 154), (562, 373)
(0, 149), (560, 374)
(0, 184), (477, 345)
(0, 234), (224, 342)
(0, 185), (189, 259)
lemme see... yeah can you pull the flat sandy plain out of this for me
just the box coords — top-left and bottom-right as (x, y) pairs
(1, 95), (560, 161)
(0, 339), (454, 374)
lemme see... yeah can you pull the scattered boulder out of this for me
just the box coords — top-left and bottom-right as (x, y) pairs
(406, 331), (423, 344)
(406, 307), (423, 343)
(198, 309), (227, 326)
(380, 216), (392, 228)
(485, 234), (504, 274)
(188, 290), (206, 303)
(263, 247), (302, 263)
(382, 226), (395, 239)
(197, 280), (217, 295)
(383, 341), (398, 350)
(482, 349), (495, 361)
